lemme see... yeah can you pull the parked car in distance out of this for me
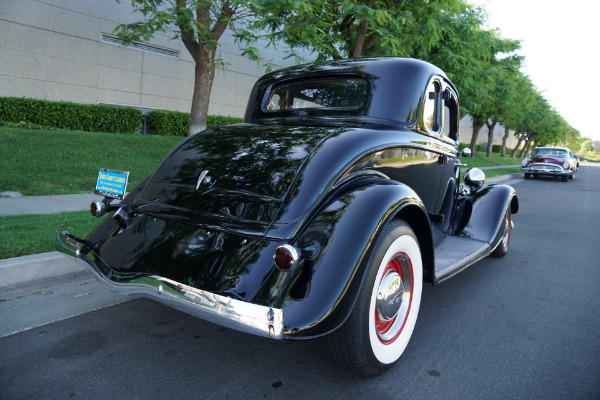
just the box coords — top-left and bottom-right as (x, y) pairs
(57, 57), (518, 376)
(522, 146), (577, 182)
(572, 154), (580, 168)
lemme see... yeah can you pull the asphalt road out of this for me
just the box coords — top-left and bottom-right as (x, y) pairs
(1, 165), (599, 400)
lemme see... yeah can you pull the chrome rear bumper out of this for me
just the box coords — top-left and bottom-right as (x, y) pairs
(56, 230), (284, 339)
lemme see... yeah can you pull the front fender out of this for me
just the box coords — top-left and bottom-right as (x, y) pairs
(459, 184), (519, 245)
(253, 181), (431, 339)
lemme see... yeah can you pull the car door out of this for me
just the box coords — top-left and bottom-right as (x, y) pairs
(433, 84), (460, 222)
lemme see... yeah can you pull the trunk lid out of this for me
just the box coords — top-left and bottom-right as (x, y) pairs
(132, 123), (333, 236)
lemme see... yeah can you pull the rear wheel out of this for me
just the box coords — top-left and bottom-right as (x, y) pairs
(327, 220), (423, 376)
(491, 210), (511, 257)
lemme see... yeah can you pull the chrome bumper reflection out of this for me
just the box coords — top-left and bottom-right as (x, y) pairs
(56, 230), (284, 339)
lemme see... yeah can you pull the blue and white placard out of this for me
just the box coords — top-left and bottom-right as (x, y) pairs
(95, 168), (129, 199)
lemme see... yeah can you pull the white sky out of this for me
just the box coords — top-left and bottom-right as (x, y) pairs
(471, 0), (600, 142)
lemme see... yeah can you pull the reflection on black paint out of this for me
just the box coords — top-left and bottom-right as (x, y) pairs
(151, 124), (332, 198)
(135, 124), (349, 230)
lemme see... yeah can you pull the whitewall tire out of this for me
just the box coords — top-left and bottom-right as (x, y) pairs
(328, 220), (423, 376)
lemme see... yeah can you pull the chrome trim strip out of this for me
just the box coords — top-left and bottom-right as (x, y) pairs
(57, 231), (284, 339)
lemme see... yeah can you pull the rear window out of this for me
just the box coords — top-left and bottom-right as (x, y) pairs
(264, 77), (368, 112)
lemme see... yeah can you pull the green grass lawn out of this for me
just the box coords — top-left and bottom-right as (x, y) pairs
(461, 150), (523, 168)
(459, 151), (523, 178)
(0, 211), (106, 259)
(0, 126), (183, 196)
(477, 167), (522, 178)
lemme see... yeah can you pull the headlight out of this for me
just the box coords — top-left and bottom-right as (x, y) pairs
(563, 160), (570, 169)
(521, 158), (529, 167)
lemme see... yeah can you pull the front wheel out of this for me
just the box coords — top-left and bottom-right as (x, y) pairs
(327, 220), (423, 376)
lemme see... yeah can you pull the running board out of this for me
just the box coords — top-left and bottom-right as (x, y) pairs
(434, 236), (490, 284)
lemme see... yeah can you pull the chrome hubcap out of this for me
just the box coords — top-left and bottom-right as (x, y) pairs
(375, 254), (413, 343)
(376, 271), (403, 322)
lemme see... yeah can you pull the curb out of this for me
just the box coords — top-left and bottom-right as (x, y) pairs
(486, 172), (522, 185)
(0, 251), (85, 290)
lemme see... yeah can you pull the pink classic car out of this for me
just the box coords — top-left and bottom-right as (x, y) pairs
(521, 147), (577, 182)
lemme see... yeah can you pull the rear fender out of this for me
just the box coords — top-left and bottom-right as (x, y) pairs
(253, 181), (432, 339)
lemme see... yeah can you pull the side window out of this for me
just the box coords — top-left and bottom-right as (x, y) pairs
(443, 89), (459, 141)
(423, 81), (441, 133)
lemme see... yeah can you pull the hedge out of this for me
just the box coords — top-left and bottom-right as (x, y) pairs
(146, 110), (243, 136)
(0, 97), (141, 134)
(0, 97), (244, 135)
(458, 142), (515, 154)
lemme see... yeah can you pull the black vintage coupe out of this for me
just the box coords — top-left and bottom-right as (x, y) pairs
(58, 57), (518, 376)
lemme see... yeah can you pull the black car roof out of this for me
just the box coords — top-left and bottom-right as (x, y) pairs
(244, 57), (456, 125)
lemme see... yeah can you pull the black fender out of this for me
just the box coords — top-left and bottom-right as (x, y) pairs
(253, 180), (433, 339)
(459, 184), (518, 247)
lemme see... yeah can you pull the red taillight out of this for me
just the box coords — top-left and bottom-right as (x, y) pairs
(90, 201), (106, 218)
(273, 245), (300, 271)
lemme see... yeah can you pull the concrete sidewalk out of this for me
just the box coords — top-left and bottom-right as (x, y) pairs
(476, 164), (521, 170)
(0, 193), (103, 216)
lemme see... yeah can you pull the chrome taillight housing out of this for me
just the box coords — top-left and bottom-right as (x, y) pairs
(273, 245), (300, 271)
(90, 201), (107, 218)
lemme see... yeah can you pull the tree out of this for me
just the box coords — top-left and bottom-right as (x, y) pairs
(498, 72), (530, 158)
(240, 0), (467, 61)
(114, 0), (253, 135)
(410, 4), (521, 158)
(461, 32), (520, 157)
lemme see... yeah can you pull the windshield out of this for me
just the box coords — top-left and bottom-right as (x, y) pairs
(264, 77), (368, 112)
(531, 148), (568, 157)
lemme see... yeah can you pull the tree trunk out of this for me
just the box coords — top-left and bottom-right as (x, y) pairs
(485, 120), (497, 158)
(469, 118), (485, 158)
(501, 126), (509, 158)
(511, 133), (524, 158)
(520, 135), (534, 158)
(352, 20), (368, 57)
(174, 1), (233, 136)
(189, 56), (216, 136)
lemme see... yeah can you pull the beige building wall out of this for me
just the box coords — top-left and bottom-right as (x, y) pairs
(459, 116), (521, 150)
(0, 0), (293, 118)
